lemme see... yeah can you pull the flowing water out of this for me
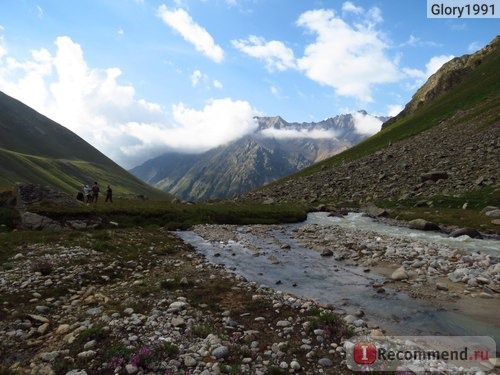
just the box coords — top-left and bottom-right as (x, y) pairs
(176, 213), (500, 344)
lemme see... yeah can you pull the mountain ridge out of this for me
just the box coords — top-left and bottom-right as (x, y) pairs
(0, 91), (169, 199)
(131, 112), (388, 201)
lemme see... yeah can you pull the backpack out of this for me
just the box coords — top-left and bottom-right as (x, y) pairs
(92, 185), (99, 193)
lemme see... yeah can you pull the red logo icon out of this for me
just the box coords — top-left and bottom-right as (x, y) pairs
(353, 342), (377, 364)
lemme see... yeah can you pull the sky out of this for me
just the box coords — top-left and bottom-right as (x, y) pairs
(0, 1), (498, 168)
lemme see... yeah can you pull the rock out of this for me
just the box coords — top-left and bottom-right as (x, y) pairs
(290, 360), (301, 370)
(320, 249), (333, 257)
(318, 358), (333, 367)
(77, 350), (96, 359)
(449, 228), (483, 239)
(363, 205), (389, 218)
(212, 346), (229, 359)
(183, 355), (197, 367)
(38, 323), (50, 335)
(55, 324), (71, 335)
(125, 364), (138, 374)
(479, 292), (493, 299)
(408, 219), (440, 231)
(20, 212), (62, 231)
(420, 171), (449, 182)
(481, 206), (499, 214)
(485, 209), (500, 218)
(28, 314), (50, 324)
(391, 266), (408, 280)
(436, 282), (449, 291)
(492, 219), (500, 226)
(168, 301), (188, 312)
(276, 320), (291, 327)
(171, 317), (185, 327)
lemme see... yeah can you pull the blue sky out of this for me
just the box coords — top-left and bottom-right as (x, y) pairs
(0, 1), (498, 168)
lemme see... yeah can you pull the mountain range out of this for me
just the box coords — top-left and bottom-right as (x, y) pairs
(242, 36), (500, 211)
(130, 112), (388, 201)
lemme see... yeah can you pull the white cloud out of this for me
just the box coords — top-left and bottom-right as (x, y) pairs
(36, 5), (44, 18)
(0, 35), (6, 60)
(232, 35), (296, 71)
(352, 111), (382, 135)
(191, 69), (203, 87)
(0, 36), (257, 168)
(296, 8), (400, 102)
(387, 104), (403, 117)
(400, 34), (439, 48)
(157, 5), (224, 63)
(121, 98), (259, 156)
(468, 41), (482, 52)
(261, 127), (338, 140)
(403, 54), (454, 88)
(212, 79), (223, 89)
(342, 1), (363, 14)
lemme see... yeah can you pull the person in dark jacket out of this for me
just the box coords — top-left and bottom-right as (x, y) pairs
(105, 185), (113, 203)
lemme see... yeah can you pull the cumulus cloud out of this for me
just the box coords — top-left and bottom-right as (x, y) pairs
(352, 111), (383, 135)
(296, 8), (400, 102)
(387, 104), (403, 117)
(157, 5), (224, 63)
(121, 98), (258, 157)
(232, 35), (296, 71)
(0, 36), (257, 168)
(403, 54), (454, 88)
(342, 1), (363, 14)
(261, 128), (338, 140)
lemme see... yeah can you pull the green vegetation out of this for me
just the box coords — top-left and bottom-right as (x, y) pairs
(309, 309), (355, 341)
(0, 91), (170, 198)
(26, 197), (308, 230)
(190, 323), (216, 338)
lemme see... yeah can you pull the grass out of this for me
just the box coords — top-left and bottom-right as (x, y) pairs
(22, 197), (308, 230)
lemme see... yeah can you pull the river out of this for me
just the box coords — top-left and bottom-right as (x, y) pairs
(176, 212), (500, 346)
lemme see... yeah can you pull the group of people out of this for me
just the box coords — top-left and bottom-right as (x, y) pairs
(78, 182), (113, 203)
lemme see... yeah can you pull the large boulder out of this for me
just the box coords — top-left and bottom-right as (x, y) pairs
(408, 218), (441, 231)
(16, 183), (83, 210)
(21, 212), (62, 231)
(449, 227), (483, 239)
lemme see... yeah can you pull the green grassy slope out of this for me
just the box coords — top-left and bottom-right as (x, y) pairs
(0, 92), (168, 199)
(267, 37), (500, 185)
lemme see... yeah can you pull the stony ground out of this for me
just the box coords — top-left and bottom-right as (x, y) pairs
(0, 227), (358, 375)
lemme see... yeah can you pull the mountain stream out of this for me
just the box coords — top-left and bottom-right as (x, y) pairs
(176, 212), (500, 344)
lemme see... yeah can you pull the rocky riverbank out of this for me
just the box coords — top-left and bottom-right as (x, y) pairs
(0, 227), (358, 375)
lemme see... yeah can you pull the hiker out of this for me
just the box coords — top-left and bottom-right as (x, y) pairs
(91, 182), (100, 203)
(83, 184), (92, 203)
(105, 185), (113, 203)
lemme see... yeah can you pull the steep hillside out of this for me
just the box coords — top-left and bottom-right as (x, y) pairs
(0, 91), (168, 199)
(131, 112), (387, 201)
(243, 36), (500, 209)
